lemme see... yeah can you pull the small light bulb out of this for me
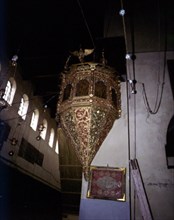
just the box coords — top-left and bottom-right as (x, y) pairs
(8, 150), (14, 156)
(125, 53), (131, 60)
(129, 80), (133, 84)
(10, 137), (18, 146)
(36, 135), (41, 141)
(11, 55), (18, 62)
(119, 9), (125, 16)
(131, 90), (137, 94)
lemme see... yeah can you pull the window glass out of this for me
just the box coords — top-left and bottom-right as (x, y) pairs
(49, 128), (55, 147)
(3, 78), (17, 105)
(30, 109), (39, 131)
(40, 119), (47, 140)
(3, 81), (11, 102)
(18, 94), (29, 120)
(55, 140), (59, 154)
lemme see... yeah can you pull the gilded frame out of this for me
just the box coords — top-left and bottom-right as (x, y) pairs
(87, 166), (126, 201)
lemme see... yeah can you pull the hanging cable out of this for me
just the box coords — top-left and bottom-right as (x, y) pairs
(125, 70), (132, 220)
(76, 0), (95, 49)
(120, 0), (129, 56)
(129, 3), (138, 220)
(121, 1), (137, 219)
(44, 93), (59, 108)
(153, 0), (161, 112)
(119, 1), (133, 219)
(104, 3), (114, 39)
(141, 0), (167, 115)
(124, 0), (137, 160)
(119, 0), (134, 84)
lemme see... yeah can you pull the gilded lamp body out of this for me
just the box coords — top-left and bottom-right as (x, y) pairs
(57, 62), (121, 180)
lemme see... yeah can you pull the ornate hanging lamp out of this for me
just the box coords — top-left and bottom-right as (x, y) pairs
(56, 49), (121, 180)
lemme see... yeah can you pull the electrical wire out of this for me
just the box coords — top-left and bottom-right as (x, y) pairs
(126, 74), (132, 220)
(141, 0), (167, 115)
(129, 2), (137, 220)
(121, 0), (137, 158)
(120, 0), (129, 55)
(104, 1), (115, 39)
(120, 0), (133, 83)
(153, 0), (162, 112)
(76, 0), (95, 49)
(120, 1), (133, 219)
(120, 1), (167, 220)
(142, 78), (165, 115)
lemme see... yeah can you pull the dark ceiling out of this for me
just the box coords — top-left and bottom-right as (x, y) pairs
(4, 0), (127, 118)
(1, 0), (174, 118)
(3, 0), (127, 215)
(1, 0), (174, 216)
(5, 0), (102, 115)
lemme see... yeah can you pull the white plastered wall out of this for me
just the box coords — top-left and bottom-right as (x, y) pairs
(0, 64), (61, 190)
(80, 51), (174, 220)
(127, 51), (174, 220)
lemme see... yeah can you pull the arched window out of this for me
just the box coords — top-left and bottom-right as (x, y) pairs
(40, 119), (47, 140)
(95, 81), (107, 99)
(49, 128), (55, 147)
(76, 79), (89, 96)
(165, 115), (174, 168)
(63, 84), (72, 101)
(30, 109), (39, 131)
(18, 94), (29, 120)
(55, 139), (59, 154)
(3, 78), (17, 105)
(111, 88), (117, 108)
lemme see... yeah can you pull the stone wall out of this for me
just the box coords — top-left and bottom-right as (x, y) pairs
(0, 61), (61, 190)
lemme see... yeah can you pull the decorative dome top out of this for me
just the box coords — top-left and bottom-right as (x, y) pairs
(70, 48), (94, 63)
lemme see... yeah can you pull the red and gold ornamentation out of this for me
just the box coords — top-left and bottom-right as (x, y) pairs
(57, 62), (121, 180)
(87, 166), (126, 201)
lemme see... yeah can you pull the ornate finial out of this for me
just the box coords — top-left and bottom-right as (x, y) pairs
(70, 48), (94, 63)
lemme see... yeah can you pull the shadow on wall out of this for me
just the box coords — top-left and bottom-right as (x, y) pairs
(79, 198), (130, 220)
(165, 115), (174, 168)
(0, 160), (62, 220)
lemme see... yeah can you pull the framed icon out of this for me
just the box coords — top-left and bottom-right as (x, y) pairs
(87, 166), (126, 201)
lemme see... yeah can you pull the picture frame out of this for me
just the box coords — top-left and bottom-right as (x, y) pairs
(87, 165), (126, 201)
